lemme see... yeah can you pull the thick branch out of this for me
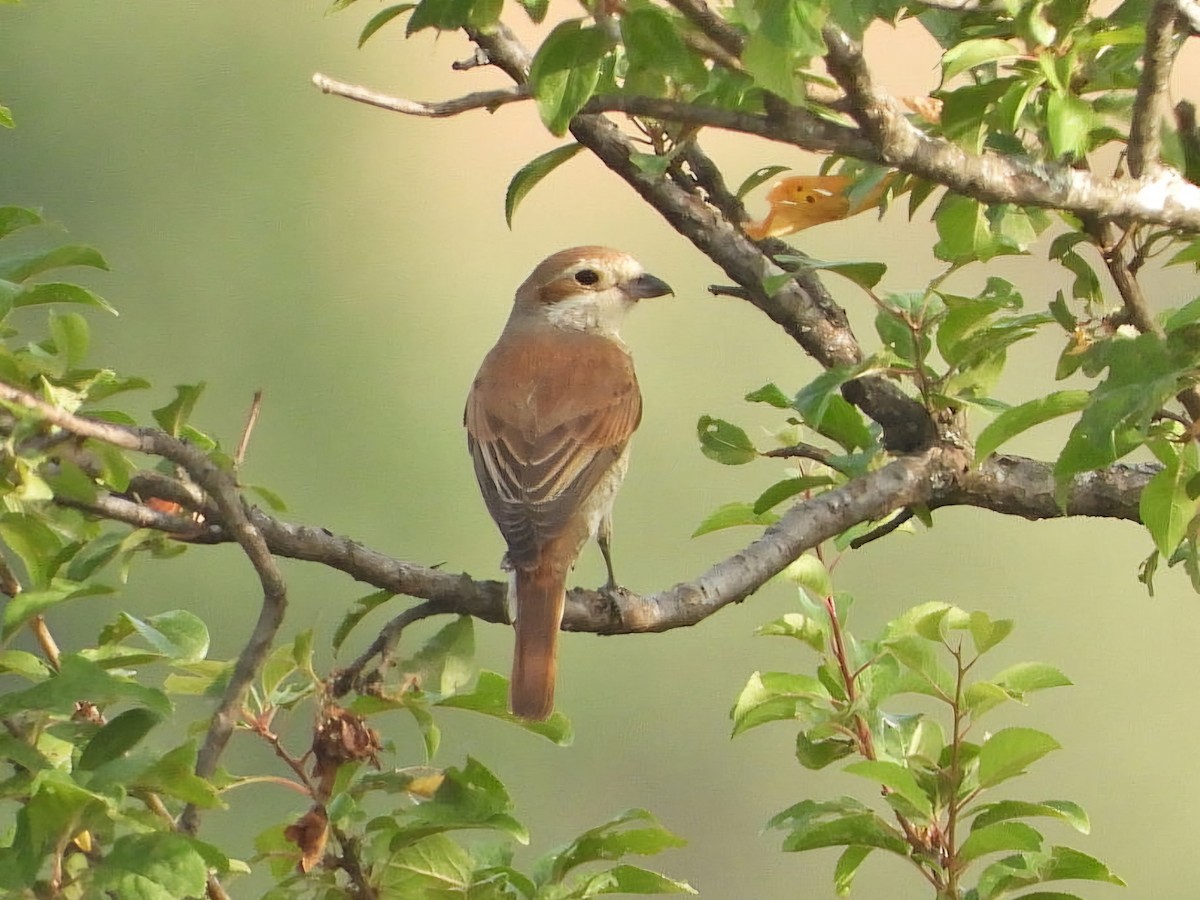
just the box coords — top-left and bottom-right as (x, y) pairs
(53, 445), (1151, 639)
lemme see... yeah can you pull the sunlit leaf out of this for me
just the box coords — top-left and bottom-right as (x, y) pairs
(697, 415), (757, 464)
(974, 391), (1090, 461)
(505, 143), (584, 227)
(978, 727), (1060, 788)
(358, 4), (414, 45)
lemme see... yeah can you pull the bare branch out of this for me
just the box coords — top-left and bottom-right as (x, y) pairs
(934, 453), (1149, 520)
(45, 438), (1152, 646)
(1129, 0), (1186, 178)
(311, 72), (529, 118)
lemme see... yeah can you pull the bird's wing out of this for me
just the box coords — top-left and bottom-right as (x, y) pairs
(465, 331), (641, 567)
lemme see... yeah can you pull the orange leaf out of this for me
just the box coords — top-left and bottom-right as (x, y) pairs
(744, 174), (894, 239)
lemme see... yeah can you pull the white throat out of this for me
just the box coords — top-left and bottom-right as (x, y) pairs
(542, 293), (634, 341)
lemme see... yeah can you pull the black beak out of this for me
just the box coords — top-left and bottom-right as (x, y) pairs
(626, 272), (674, 300)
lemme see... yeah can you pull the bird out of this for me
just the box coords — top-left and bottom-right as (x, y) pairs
(465, 246), (672, 720)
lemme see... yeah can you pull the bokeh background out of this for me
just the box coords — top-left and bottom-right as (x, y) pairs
(2, 2), (1199, 897)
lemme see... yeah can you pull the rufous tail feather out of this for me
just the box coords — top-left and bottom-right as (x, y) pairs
(510, 562), (566, 720)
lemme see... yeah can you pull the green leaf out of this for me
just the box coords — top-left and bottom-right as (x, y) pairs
(13, 282), (116, 314)
(620, 5), (707, 85)
(120, 610), (211, 662)
(968, 800), (1089, 834)
(756, 612), (826, 651)
(571, 864), (696, 894)
(780, 553), (833, 597)
(1048, 232), (1102, 303)
(49, 310), (90, 369)
(978, 727), (1061, 788)
(753, 476), (835, 513)
(406, 0), (474, 33)
(992, 662), (1072, 696)
(0, 512), (64, 589)
(247, 483), (288, 511)
(974, 391), (1090, 461)
(542, 808), (687, 884)
(697, 415), (757, 464)
(934, 194), (1000, 263)
(397, 614), (475, 697)
(833, 846), (872, 896)
(505, 143), (584, 227)
(790, 364), (874, 451)
(78, 707), (164, 771)
(1140, 439), (1200, 556)
(0, 206), (43, 240)
(438, 670), (573, 744)
(691, 501), (778, 536)
(736, 165), (791, 199)
(742, 0), (825, 101)
(152, 382), (206, 436)
(768, 798), (908, 854)
(393, 756), (528, 845)
(358, 3), (414, 45)
(744, 382), (792, 408)
(0, 649), (52, 681)
(731, 670), (831, 736)
(810, 259), (888, 290)
(1037, 846), (1125, 885)
(2, 581), (114, 639)
(0, 653), (171, 718)
(0, 245), (109, 284)
(134, 741), (223, 808)
(528, 21), (611, 135)
(969, 610), (1014, 654)
(842, 760), (933, 820)
(89, 833), (215, 899)
(515, 0), (548, 22)
(958, 821), (1043, 864)
(795, 730), (855, 769)
(1046, 92), (1094, 159)
(941, 38), (1023, 83)
(333, 589), (395, 653)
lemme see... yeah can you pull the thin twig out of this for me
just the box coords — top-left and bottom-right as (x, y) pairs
(312, 72), (529, 117)
(848, 508), (915, 549)
(234, 390), (263, 470)
(331, 600), (443, 697)
(29, 616), (61, 670)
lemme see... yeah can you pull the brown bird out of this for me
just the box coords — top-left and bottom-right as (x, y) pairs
(465, 247), (672, 720)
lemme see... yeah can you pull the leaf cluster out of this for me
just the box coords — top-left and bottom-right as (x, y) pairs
(735, 577), (1121, 899)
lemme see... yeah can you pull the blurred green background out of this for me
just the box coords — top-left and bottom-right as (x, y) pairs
(3, 2), (1200, 896)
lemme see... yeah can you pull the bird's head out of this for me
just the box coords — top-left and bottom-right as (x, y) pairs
(511, 246), (672, 338)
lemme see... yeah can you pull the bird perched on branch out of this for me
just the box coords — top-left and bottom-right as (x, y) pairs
(465, 247), (672, 720)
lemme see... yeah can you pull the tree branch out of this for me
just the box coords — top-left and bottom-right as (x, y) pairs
(48, 443), (1152, 640)
(0, 381), (287, 837)
(1128, 0), (1185, 178)
(312, 72), (529, 117)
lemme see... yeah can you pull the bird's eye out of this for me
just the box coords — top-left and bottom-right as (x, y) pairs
(574, 268), (600, 286)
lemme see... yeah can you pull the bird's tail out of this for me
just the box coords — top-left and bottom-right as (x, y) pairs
(511, 560), (567, 721)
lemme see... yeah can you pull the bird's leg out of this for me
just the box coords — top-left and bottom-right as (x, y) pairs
(598, 516), (618, 591)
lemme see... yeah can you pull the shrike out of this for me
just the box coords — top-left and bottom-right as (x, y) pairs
(465, 247), (672, 720)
